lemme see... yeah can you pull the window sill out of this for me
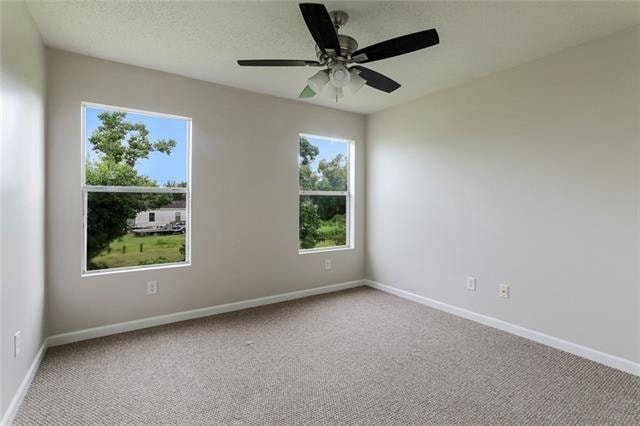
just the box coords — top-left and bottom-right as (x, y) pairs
(82, 261), (191, 277)
(299, 246), (354, 255)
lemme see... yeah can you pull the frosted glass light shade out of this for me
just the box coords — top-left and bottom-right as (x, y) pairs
(329, 65), (351, 88)
(323, 84), (343, 101)
(346, 68), (367, 94)
(307, 70), (330, 94)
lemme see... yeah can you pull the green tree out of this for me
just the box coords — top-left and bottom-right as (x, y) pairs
(315, 153), (347, 220)
(299, 136), (319, 166)
(299, 197), (320, 249)
(316, 153), (347, 191)
(299, 136), (319, 190)
(88, 111), (175, 166)
(298, 136), (320, 248)
(86, 111), (177, 267)
(165, 180), (188, 201)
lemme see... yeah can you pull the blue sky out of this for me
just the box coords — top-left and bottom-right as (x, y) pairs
(85, 106), (188, 186)
(303, 135), (349, 172)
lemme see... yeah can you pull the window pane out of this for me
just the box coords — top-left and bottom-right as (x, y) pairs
(299, 195), (347, 249)
(299, 135), (348, 191)
(87, 192), (187, 271)
(84, 106), (188, 187)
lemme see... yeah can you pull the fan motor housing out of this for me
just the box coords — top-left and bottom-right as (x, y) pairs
(338, 35), (358, 56)
(315, 34), (358, 60)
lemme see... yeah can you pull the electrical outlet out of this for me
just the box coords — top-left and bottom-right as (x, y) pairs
(499, 284), (509, 298)
(147, 280), (158, 295)
(466, 276), (477, 291)
(324, 259), (332, 270)
(14, 331), (21, 357)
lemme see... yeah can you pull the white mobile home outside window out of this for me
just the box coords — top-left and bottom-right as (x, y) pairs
(82, 102), (191, 275)
(298, 133), (354, 253)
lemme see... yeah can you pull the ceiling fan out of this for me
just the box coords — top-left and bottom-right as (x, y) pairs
(237, 3), (439, 101)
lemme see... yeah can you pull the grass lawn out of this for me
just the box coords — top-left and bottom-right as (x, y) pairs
(90, 233), (185, 270)
(299, 217), (347, 249)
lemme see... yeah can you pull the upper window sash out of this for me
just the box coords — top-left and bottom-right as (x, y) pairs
(298, 133), (351, 193)
(82, 103), (190, 188)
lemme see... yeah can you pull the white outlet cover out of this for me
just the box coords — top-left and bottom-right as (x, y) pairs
(324, 259), (332, 270)
(14, 331), (21, 357)
(499, 284), (510, 298)
(466, 277), (477, 291)
(147, 280), (158, 295)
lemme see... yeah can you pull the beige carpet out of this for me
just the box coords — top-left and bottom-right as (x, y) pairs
(14, 287), (640, 425)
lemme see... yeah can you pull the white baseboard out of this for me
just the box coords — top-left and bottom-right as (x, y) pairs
(1, 339), (48, 426)
(365, 279), (640, 377)
(5, 278), (635, 425)
(48, 280), (364, 347)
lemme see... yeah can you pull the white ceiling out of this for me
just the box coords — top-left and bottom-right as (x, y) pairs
(27, 1), (640, 114)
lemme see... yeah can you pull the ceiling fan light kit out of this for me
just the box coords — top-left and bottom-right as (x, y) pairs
(238, 2), (440, 102)
(304, 63), (364, 101)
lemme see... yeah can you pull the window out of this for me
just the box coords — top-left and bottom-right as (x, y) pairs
(298, 134), (354, 252)
(82, 103), (191, 274)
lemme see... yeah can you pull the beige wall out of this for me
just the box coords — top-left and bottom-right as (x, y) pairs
(46, 49), (365, 335)
(366, 26), (640, 363)
(0, 1), (47, 416)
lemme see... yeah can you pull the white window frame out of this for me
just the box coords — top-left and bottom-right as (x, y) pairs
(298, 133), (355, 254)
(81, 102), (192, 276)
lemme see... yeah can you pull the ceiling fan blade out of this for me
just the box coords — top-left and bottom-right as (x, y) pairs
(351, 66), (401, 93)
(351, 29), (439, 63)
(299, 3), (341, 54)
(299, 85), (316, 98)
(237, 59), (322, 66)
